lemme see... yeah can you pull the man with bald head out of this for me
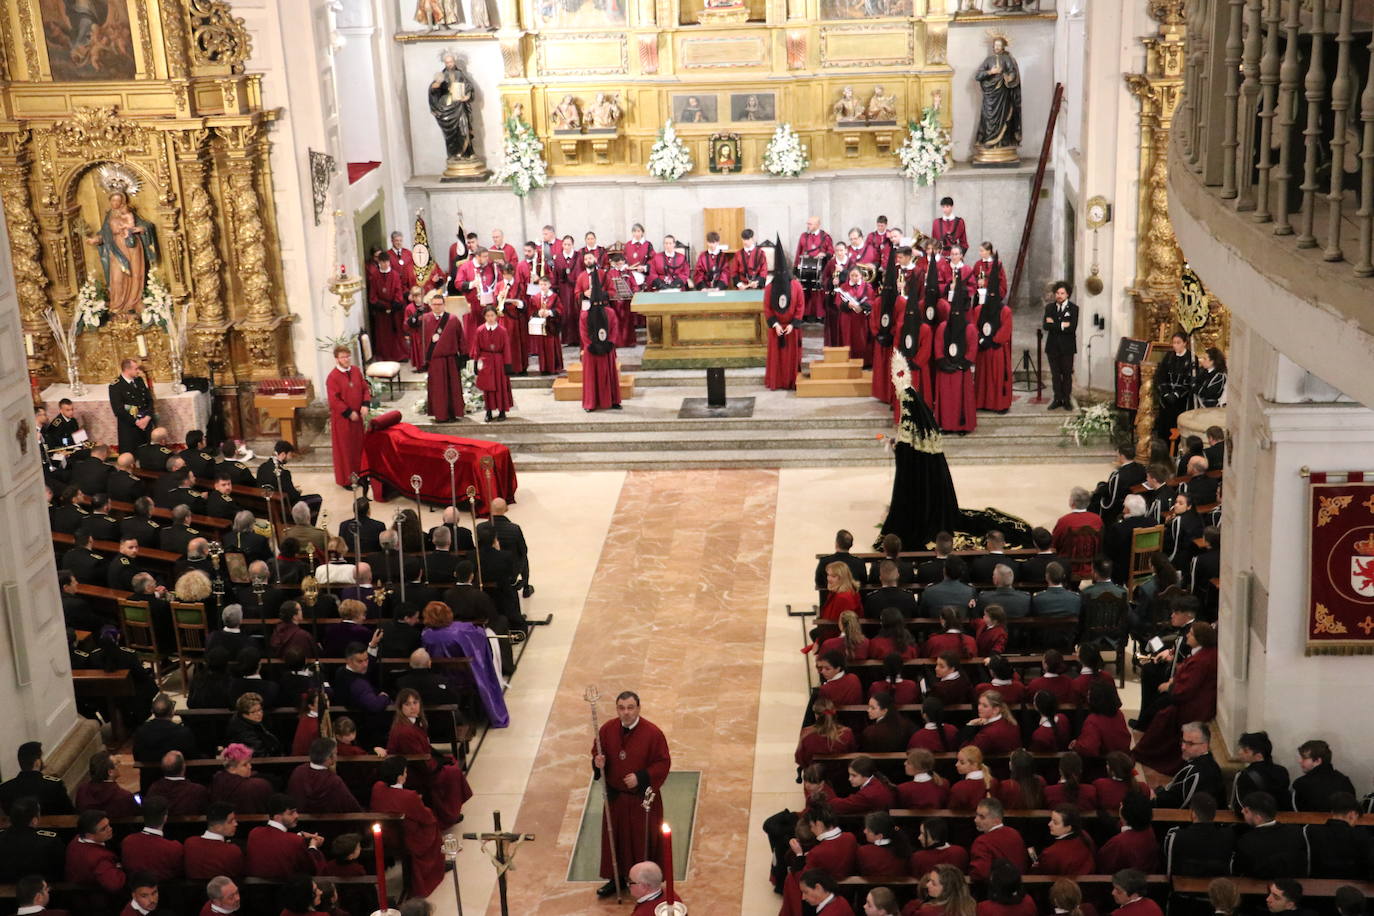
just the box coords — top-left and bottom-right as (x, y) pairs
(428, 505), (474, 553)
(1181, 453), (1219, 507)
(488, 497), (532, 596)
(108, 451), (146, 503)
(396, 647), (452, 705)
(794, 215), (834, 324)
(134, 426), (172, 473)
(629, 860), (682, 915)
(146, 750), (211, 815)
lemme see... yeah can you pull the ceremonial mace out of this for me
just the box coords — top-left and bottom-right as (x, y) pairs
(584, 685), (623, 903)
(261, 482), (283, 583)
(349, 473), (364, 563)
(410, 474), (430, 582)
(441, 833), (466, 916)
(642, 785), (657, 861)
(392, 506), (408, 607)
(466, 485), (483, 587)
(444, 446), (461, 551)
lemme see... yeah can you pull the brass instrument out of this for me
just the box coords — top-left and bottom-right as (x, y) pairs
(858, 262), (877, 283)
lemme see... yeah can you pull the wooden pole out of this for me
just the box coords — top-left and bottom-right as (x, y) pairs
(1008, 82), (1066, 309)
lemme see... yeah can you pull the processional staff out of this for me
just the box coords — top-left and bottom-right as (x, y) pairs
(410, 473), (429, 582)
(585, 684), (622, 903)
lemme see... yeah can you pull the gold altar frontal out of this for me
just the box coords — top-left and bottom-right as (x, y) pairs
(632, 289), (766, 369)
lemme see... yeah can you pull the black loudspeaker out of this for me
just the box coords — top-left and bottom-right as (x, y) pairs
(182, 377), (210, 392)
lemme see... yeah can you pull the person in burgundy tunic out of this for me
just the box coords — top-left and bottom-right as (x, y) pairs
(733, 229), (769, 289)
(604, 251), (641, 347)
(764, 242), (804, 391)
(794, 216), (834, 322)
(244, 793), (325, 880)
(74, 752), (138, 820)
(969, 798), (1029, 879)
(933, 291), (978, 435)
(580, 271), (623, 412)
(402, 285), (427, 372)
(592, 691), (672, 899)
(779, 805), (857, 916)
(529, 275), (564, 375)
(325, 347), (370, 488)
(628, 860), (684, 916)
(120, 798), (184, 882)
(421, 292), (466, 423)
(183, 804), (243, 880)
(469, 305), (515, 421)
(370, 756), (446, 899)
(495, 263), (529, 373)
(386, 231), (417, 288)
(385, 688), (473, 827)
(65, 810), (125, 898)
(835, 266), (874, 365)
(932, 197), (969, 255)
(1095, 793), (1160, 873)
(553, 235), (582, 345)
(1031, 805), (1096, 875)
(365, 249), (408, 361)
(693, 231), (732, 290)
(210, 744), (273, 814)
(647, 235), (691, 290)
(1110, 870), (1165, 916)
(286, 739), (362, 814)
(453, 246), (499, 342)
(623, 224), (655, 288)
(974, 255), (1014, 413)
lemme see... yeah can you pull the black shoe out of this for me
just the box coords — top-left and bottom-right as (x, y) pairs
(496, 412), (507, 421)
(522, 585), (535, 598)
(611, 403), (623, 410)
(596, 880), (623, 898)
(485, 411), (493, 421)
(585, 408), (594, 412)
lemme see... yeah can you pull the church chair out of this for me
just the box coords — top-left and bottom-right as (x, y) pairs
(172, 601), (210, 689)
(118, 599), (169, 689)
(1127, 525), (1165, 590)
(1078, 593), (1130, 686)
(360, 332), (402, 400)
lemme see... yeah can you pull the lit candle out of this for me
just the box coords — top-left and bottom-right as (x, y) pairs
(137, 334), (148, 357)
(24, 334), (33, 357)
(372, 822), (387, 913)
(660, 821), (674, 902)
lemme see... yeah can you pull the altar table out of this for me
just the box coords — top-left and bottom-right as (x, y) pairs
(41, 382), (211, 448)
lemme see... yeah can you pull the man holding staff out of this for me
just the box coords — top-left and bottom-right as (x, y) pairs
(591, 690), (672, 900)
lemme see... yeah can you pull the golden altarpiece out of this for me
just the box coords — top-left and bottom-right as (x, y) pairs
(0, 0), (294, 393)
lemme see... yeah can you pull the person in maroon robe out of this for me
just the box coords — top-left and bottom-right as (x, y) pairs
(286, 739), (362, 813)
(932, 197), (969, 255)
(733, 229), (768, 289)
(365, 249), (408, 361)
(934, 294), (978, 435)
(581, 272), (623, 411)
(604, 251), (640, 347)
(693, 231), (732, 290)
(210, 744), (273, 814)
(325, 347), (371, 488)
(146, 751), (211, 815)
(623, 224), (655, 287)
(402, 286), (427, 372)
(553, 235), (582, 345)
(591, 691), (672, 899)
(386, 231), (417, 289)
(937, 245), (977, 325)
(574, 231), (608, 281)
(74, 752), (139, 819)
(385, 688), (473, 827)
(628, 861), (683, 916)
(530, 275), (564, 375)
(794, 216), (834, 322)
(1132, 623), (1218, 774)
(470, 306), (514, 421)
(120, 798), (184, 881)
(496, 263), (529, 373)
(973, 241), (1009, 300)
(421, 292), (465, 423)
(64, 810), (125, 895)
(835, 266), (874, 366)
(488, 228), (517, 267)
(974, 256), (1014, 413)
(182, 804), (243, 880)
(824, 242), (856, 347)
(244, 793), (325, 879)
(864, 216), (891, 265)
(370, 756), (446, 899)
(452, 247), (499, 342)
(764, 242), (804, 392)
(647, 236), (691, 290)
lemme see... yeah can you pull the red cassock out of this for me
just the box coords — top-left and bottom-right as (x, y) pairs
(593, 716), (671, 880)
(573, 246), (608, 278)
(370, 782), (446, 899)
(1032, 835), (1096, 876)
(469, 323), (515, 412)
(863, 231), (891, 265)
(603, 267), (640, 347)
(422, 310), (466, 423)
(387, 247), (417, 289)
(966, 717), (1022, 755)
(553, 251), (582, 344)
(386, 719), (474, 828)
(910, 843), (969, 877)
(403, 300), (427, 371)
(75, 781), (139, 819)
(817, 672), (863, 706)
(973, 259), (1009, 300)
(286, 763), (362, 813)
(733, 246), (769, 289)
(210, 770), (273, 813)
(826, 254), (859, 347)
(580, 308), (623, 410)
(326, 366), (371, 487)
(693, 250), (732, 290)
(496, 279), (529, 372)
(938, 262), (977, 321)
(489, 242), (518, 267)
(121, 830), (184, 881)
(779, 832), (857, 916)
(623, 240), (655, 274)
(969, 824), (1028, 879)
(834, 280), (874, 365)
(794, 230), (834, 320)
(631, 889), (684, 916)
(245, 823), (324, 879)
(764, 278), (805, 391)
(1072, 712), (1132, 758)
(366, 264), (408, 361)
(794, 728), (855, 768)
(419, 262), (447, 296)
(648, 251), (691, 290)
(933, 322), (978, 433)
(931, 216), (969, 254)
(529, 290), (564, 374)
(1095, 827), (1160, 874)
(453, 260), (500, 340)
(183, 834), (244, 879)
(974, 305), (1014, 412)
(1133, 647), (1218, 775)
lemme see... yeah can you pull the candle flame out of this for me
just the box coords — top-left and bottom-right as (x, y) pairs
(661, 822), (671, 835)
(372, 822), (382, 834)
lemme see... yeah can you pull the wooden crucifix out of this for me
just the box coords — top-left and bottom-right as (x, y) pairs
(462, 810), (535, 916)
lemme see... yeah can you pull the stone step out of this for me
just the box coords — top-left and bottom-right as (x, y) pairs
(506, 444), (1114, 471)
(795, 375), (875, 397)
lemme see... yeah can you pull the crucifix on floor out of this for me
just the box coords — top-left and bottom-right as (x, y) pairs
(462, 811), (535, 916)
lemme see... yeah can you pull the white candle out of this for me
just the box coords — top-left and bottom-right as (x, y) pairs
(137, 334), (148, 357)
(24, 333), (33, 356)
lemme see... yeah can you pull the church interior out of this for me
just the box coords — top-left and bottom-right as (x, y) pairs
(2, 0), (1374, 914)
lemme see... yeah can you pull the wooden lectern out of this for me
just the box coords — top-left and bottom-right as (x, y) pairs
(632, 289), (766, 369)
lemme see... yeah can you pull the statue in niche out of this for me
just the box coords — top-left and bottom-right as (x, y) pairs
(832, 86), (863, 125)
(466, 0), (492, 31)
(865, 85), (897, 124)
(415, 0), (462, 29)
(587, 93), (622, 130)
(551, 95), (582, 132)
(973, 35), (1022, 165)
(84, 165), (158, 316)
(429, 51), (477, 161)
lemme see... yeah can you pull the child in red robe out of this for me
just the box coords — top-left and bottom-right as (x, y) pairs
(469, 306), (514, 421)
(834, 265), (874, 366)
(530, 275), (564, 375)
(496, 263), (529, 374)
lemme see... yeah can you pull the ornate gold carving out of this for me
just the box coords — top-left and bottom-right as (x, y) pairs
(500, 37), (524, 77)
(134, 0), (156, 77)
(1314, 603), (1349, 635)
(819, 25), (914, 69)
(240, 325), (279, 372)
(786, 30), (806, 69)
(1148, 0), (1185, 25)
(222, 159), (274, 324)
(535, 34), (628, 76)
(14, 0), (39, 78)
(1317, 495), (1353, 528)
(926, 21), (948, 65)
(50, 106), (149, 159)
(679, 35), (768, 69)
(187, 0), (253, 73)
(0, 156), (48, 328)
(639, 35), (660, 74)
(162, 0), (192, 79)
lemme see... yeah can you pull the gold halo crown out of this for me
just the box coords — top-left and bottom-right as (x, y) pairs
(1354, 533), (1374, 556)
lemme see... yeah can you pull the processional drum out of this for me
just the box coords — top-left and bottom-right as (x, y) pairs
(796, 256), (826, 291)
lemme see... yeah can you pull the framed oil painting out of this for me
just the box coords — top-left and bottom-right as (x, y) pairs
(730, 92), (775, 123)
(39, 0), (137, 81)
(672, 94), (718, 125)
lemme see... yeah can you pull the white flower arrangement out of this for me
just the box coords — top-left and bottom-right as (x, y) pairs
(461, 359), (485, 415)
(762, 123), (809, 178)
(74, 277), (108, 334)
(647, 120), (693, 182)
(140, 271), (174, 328)
(489, 113), (549, 198)
(1060, 400), (1121, 447)
(897, 105), (952, 188)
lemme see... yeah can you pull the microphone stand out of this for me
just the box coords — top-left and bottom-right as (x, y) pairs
(393, 507), (408, 607)
(411, 474), (429, 583)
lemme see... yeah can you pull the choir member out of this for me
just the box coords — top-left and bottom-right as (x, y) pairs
(146, 751), (210, 815)
(402, 285), (427, 372)
(580, 271), (623, 411)
(781, 808), (857, 916)
(183, 803), (243, 880)
(365, 248), (408, 361)
(798, 869), (856, 916)
(869, 654), (919, 704)
(835, 265), (874, 365)
(818, 610), (868, 661)
(933, 291), (977, 434)
(963, 691), (1021, 755)
(974, 255), (1013, 412)
(1028, 692), (1072, 752)
(833, 756), (899, 814)
(932, 197), (969, 254)
(816, 651), (863, 706)
(857, 812), (910, 879)
(210, 743), (273, 813)
(941, 245), (976, 317)
(764, 246), (804, 391)
(997, 749), (1047, 809)
(733, 228), (768, 289)
(795, 697), (856, 769)
(495, 262), (529, 373)
(623, 223), (655, 287)
(950, 746), (998, 810)
(648, 235), (691, 290)
(826, 241), (857, 346)
(693, 231), (731, 290)
(591, 691), (671, 899)
(859, 694), (914, 753)
(286, 738), (362, 813)
(74, 752), (138, 819)
(972, 242), (1008, 300)
(121, 873), (161, 916)
(120, 798), (183, 882)
(1071, 682), (1132, 759)
(385, 688), (474, 827)
(470, 305), (514, 422)
(794, 216), (834, 322)
(1044, 753), (1098, 809)
(910, 817), (967, 877)
(488, 227), (517, 266)
(370, 756), (446, 899)
(969, 798), (1029, 879)
(1031, 806), (1096, 875)
(604, 251), (640, 347)
(244, 793), (325, 879)
(1110, 870), (1164, 916)
(386, 231), (417, 288)
(1093, 752), (1148, 813)
(574, 230), (607, 278)
(918, 863), (978, 916)
(864, 216), (891, 266)
(421, 292), (465, 423)
(530, 275), (564, 375)
(980, 861), (1038, 916)
(554, 235), (581, 345)
(1097, 794), (1160, 874)
(899, 750), (951, 808)
(453, 246), (499, 341)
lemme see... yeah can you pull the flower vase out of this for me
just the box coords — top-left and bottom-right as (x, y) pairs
(67, 361), (85, 397)
(170, 354), (186, 394)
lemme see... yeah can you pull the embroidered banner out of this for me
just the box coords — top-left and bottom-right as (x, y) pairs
(1307, 474), (1374, 654)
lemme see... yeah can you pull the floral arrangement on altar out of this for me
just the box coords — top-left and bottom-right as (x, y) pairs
(762, 123), (809, 178)
(140, 272), (174, 328)
(490, 112), (549, 198)
(461, 360), (485, 415)
(74, 277), (109, 333)
(897, 105), (952, 188)
(647, 120), (693, 182)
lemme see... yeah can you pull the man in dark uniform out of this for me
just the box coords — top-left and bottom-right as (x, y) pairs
(1152, 721), (1224, 808)
(49, 485), (90, 535)
(148, 456), (181, 506)
(157, 467), (206, 515)
(107, 536), (152, 592)
(110, 360), (155, 453)
(1132, 595), (1199, 725)
(0, 742), (74, 816)
(1303, 792), (1374, 879)
(44, 398), (83, 449)
(215, 441), (256, 487)
(0, 797), (64, 883)
(1091, 442), (1148, 521)
(107, 453), (145, 504)
(78, 493), (120, 542)
(158, 505), (200, 555)
(1043, 281), (1079, 410)
(1162, 791), (1235, 876)
(61, 533), (108, 586)
(1232, 731), (1291, 814)
(813, 529), (867, 590)
(1290, 739), (1357, 812)
(226, 511), (271, 565)
(59, 571), (106, 631)
(119, 497), (162, 549)
(181, 430), (215, 479)
(205, 473), (240, 521)
(257, 440), (322, 523)
(1141, 463), (1179, 524)
(1233, 791), (1307, 878)
(131, 694), (199, 765)
(133, 428), (173, 474)
(71, 444), (112, 496)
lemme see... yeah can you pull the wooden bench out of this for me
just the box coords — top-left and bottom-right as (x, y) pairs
(133, 467), (285, 519)
(821, 548), (1042, 561)
(53, 531), (180, 573)
(1172, 877), (1374, 897)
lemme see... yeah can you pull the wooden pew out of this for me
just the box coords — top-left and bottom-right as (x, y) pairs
(53, 531), (180, 574)
(822, 548), (1041, 561)
(106, 496), (232, 536)
(1172, 877), (1374, 897)
(133, 467), (285, 519)
(71, 668), (136, 741)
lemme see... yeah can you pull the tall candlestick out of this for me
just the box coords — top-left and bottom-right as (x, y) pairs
(660, 821), (674, 902)
(136, 334), (148, 357)
(372, 822), (387, 913)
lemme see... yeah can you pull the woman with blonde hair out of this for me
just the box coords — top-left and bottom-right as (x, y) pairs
(1207, 877), (1240, 916)
(795, 696), (856, 769)
(964, 689), (1021, 755)
(864, 886), (902, 915)
(323, 598), (373, 657)
(921, 863), (977, 916)
(949, 745), (998, 810)
(820, 561), (862, 621)
(899, 747), (950, 808)
(315, 535), (357, 584)
(174, 569), (212, 602)
(820, 609), (869, 661)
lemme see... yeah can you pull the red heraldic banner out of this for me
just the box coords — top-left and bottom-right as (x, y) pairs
(1307, 473), (1374, 654)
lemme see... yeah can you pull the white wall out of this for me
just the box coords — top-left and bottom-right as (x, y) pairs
(948, 18), (1056, 164)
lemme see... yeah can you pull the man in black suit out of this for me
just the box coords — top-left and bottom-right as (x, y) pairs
(257, 440), (321, 523)
(915, 531), (956, 585)
(180, 429), (215, 479)
(61, 532), (107, 585)
(214, 440), (256, 487)
(863, 560), (919, 619)
(107, 452), (145, 504)
(158, 504), (201, 555)
(489, 498), (532, 597)
(132, 693), (199, 765)
(1153, 721), (1224, 808)
(1163, 791), (1235, 876)
(174, 538), (214, 582)
(1231, 731), (1291, 815)
(59, 570), (106, 631)
(378, 607), (424, 659)
(477, 521), (524, 630)
(1303, 792), (1374, 879)
(342, 497), (388, 555)
(78, 493), (120, 542)
(365, 530), (421, 585)
(1090, 442), (1148, 522)
(205, 473), (241, 521)
(1141, 463), (1178, 524)
(426, 527), (461, 583)
(49, 485), (90, 535)
(395, 648), (455, 706)
(71, 444), (112, 496)
(159, 466), (207, 516)
(976, 563), (1031, 618)
(133, 427), (173, 474)
(866, 534), (915, 586)
(1104, 494), (1155, 586)
(443, 558), (513, 673)
(813, 529), (867, 590)
(1204, 425), (1226, 470)
(1042, 281), (1079, 410)
(1290, 739), (1357, 812)
(109, 359), (155, 454)
(968, 530), (1016, 585)
(1180, 454), (1219, 508)
(1017, 527), (1058, 583)
(107, 536), (152, 592)
(1190, 526), (1221, 599)
(1233, 791), (1307, 878)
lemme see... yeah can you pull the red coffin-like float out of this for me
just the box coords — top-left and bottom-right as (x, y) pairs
(361, 411), (517, 514)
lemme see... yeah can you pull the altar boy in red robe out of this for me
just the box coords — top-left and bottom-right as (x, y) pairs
(932, 196), (969, 255)
(326, 347), (370, 487)
(733, 228), (768, 289)
(370, 757), (445, 899)
(469, 305), (514, 422)
(974, 256), (1013, 413)
(530, 274), (564, 375)
(496, 262), (529, 374)
(648, 235), (691, 290)
(604, 251), (640, 347)
(834, 265), (873, 366)
(581, 271), (623, 411)
(591, 691), (672, 899)
(764, 238), (804, 392)
(421, 292), (465, 423)
(453, 247), (498, 341)
(693, 231), (732, 290)
(366, 248), (408, 361)
(402, 286), (427, 371)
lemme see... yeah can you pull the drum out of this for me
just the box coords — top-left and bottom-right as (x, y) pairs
(797, 256), (825, 291)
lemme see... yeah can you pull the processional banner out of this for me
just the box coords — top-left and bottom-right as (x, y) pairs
(1307, 473), (1374, 655)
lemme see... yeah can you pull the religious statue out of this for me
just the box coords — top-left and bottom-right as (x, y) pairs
(551, 95), (582, 132)
(85, 166), (158, 316)
(832, 86), (862, 124)
(587, 93), (622, 130)
(466, 0), (493, 31)
(415, 0), (462, 29)
(429, 51), (477, 162)
(865, 85), (897, 124)
(973, 35), (1022, 165)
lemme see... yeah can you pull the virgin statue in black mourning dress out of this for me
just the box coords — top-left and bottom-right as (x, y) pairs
(429, 51), (476, 160)
(973, 36), (1022, 162)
